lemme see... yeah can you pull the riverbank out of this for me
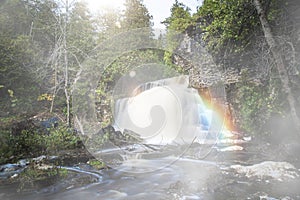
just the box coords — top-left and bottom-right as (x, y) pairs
(1, 141), (300, 200)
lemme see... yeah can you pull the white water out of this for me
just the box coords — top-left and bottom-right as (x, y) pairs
(113, 76), (225, 145)
(2, 153), (299, 200)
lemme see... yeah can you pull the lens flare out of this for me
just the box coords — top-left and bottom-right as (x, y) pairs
(195, 88), (239, 144)
(73, 28), (227, 173)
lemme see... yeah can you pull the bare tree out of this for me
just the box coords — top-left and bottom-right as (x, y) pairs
(63, 0), (71, 126)
(45, 0), (75, 126)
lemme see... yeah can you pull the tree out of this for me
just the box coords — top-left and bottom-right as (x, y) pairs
(162, 0), (193, 32)
(94, 7), (122, 42)
(161, 1), (193, 73)
(45, 0), (97, 125)
(194, 0), (263, 73)
(160, 0), (300, 135)
(68, 1), (96, 59)
(253, 0), (300, 133)
(0, 0), (51, 116)
(122, 0), (153, 30)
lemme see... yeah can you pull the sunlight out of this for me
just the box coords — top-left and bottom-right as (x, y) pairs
(84, 0), (125, 12)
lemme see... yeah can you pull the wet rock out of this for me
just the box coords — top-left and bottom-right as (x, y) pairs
(230, 161), (299, 181)
(17, 159), (30, 167)
(249, 192), (294, 200)
(48, 156), (59, 161)
(218, 145), (243, 152)
(0, 163), (24, 179)
(167, 180), (185, 197)
(10, 173), (18, 179)
(40, 117), (59, 129)
(32, 155), (47, 163)
(11, 114), (62, 136)
(281, 197), (293, 200)
(100, 125), (142, 147)
(75, 163), (96, 171)
(36, 164), (54, 170)
(0, 164), (21, 172)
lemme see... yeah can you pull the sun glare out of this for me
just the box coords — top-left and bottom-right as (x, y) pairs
(85, 0), (125, 12)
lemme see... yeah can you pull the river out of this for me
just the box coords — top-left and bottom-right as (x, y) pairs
(1, 139), (300, 200)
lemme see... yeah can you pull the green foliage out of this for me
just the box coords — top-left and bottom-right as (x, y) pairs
(122, 0), (153, 30)
(20, 165), (68, 181)
(234, 78), (283, 135)
(163, 0), (193, 32)
(162, 1), (192, 74)
(0, 125), (81, 164)
(195, 0), (265, 54)
(192, 0), (282, 71)
(95, 8), (122, 41)
(18, 165), (68, 192)
(87, 159), (106, 170)
(43, 126), (81, 153)
(0, 1), (53, 116)
(68, 1), (97, 61)
(160, 0), (289, 137)
(0, 0), (32, 36)
(163, 51), (186, 74)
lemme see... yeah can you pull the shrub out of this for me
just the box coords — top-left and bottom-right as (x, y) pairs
(234, 80), (283, 136)
(0, 125), (82, 164)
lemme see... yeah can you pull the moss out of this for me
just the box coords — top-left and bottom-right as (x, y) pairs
(17, 164), (68, 192)
(20, 166), (67, 180)
(88, 159), (106, 170)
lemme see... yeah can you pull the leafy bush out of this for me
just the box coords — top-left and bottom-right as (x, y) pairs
(234, 79), (284, 135)
(43, 126), (82, 154)
(0, 125), (82, 164)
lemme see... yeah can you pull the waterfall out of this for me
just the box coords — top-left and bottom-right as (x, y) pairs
(113, 76), (225, 145)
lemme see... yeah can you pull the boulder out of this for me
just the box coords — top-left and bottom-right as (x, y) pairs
(231, 161), (299, 181)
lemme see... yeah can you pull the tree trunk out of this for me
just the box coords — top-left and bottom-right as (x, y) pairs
(50, 38), (60, 113)
(64, 0), (71, 127)
(253, 0), (300, 133)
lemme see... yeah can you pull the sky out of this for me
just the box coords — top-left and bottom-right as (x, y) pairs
(86, 0), (202, 29)
(144, 0), (201, 29)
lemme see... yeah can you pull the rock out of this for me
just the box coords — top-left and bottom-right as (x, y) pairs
(11, 115), (61, 136)
(48, 156), (59, 161)
(259, 193), (278, 200)
(36, 164), (53, 170)
(281, 197), (293, 200)
(230, 161), (299, 181)
(218, 145), (243, 152)
(0, 164), (21, 172)
(17, 159), (30, 167)
(40, 117), (59, 129)
(32, 155), (47, 163)
(0, 163), (24, 179)
(243, 136), (252, 142)
(10, 173), (18, 179)
(100, 125), (142, 147)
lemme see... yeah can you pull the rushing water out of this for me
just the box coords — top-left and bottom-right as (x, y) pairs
(2, 77), (300, 199)
(1, 140), (300, 200)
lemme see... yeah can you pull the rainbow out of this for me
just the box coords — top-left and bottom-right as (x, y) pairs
(113, 76), (239, 145)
